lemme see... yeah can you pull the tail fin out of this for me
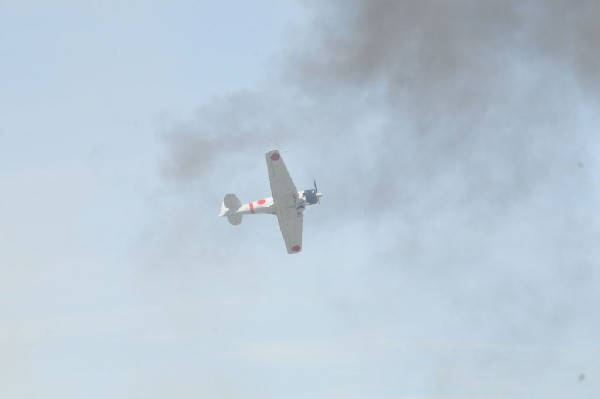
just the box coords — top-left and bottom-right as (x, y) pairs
(219, 194), (243, 225)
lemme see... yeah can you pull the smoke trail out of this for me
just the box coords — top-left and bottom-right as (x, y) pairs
(155, 1), (600, 397)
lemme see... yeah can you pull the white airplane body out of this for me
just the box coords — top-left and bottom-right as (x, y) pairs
(219, 150), (322, 254)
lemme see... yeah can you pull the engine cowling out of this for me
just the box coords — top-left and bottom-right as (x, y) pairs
(303, 189), (319, 205)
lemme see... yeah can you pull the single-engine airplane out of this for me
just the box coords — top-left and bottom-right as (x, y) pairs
(219, 150), (322, 254)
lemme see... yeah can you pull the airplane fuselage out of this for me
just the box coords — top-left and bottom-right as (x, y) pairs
(236, 196), (276, 215)
(236, 191), (321, 216)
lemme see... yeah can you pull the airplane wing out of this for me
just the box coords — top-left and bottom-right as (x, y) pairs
(266, 150), (303, 254)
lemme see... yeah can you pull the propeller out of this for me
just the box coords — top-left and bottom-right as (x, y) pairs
(313, 179), (320, 204)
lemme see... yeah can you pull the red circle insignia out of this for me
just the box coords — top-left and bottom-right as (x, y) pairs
(270, 153), (280, 161)
(292, 245), (301, 252)
(257, 199), (266, 205)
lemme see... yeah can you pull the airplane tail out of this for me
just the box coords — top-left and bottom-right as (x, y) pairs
(219, 194), (243, 225)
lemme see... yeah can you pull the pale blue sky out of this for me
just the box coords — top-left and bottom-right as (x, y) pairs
(1, 2), (311, 398)
(2, 1), (600, 399)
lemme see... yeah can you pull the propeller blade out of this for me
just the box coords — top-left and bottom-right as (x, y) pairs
(313, 179), (320, 203)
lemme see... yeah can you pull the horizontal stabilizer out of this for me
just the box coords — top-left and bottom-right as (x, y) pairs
(219, 193), (242, 217)
(227, 214), (243, 225)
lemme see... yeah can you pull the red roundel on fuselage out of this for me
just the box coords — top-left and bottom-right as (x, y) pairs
(270, 153), (280, 161)
(292, 245), (301, 252)
(257, 199), (266, 205)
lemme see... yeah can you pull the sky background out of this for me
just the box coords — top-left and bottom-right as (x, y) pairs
(2, 1), (600, 398)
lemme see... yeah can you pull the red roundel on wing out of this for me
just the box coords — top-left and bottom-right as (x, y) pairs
(292, 245), (301, 252)
(257, 199), (266, 205)
(270, 153), (280, 161)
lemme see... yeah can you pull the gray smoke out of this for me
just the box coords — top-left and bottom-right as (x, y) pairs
(291, 0), (598, 203)
(155, 1), (600, 397)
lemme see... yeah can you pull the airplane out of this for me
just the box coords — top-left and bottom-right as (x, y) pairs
(219, 150), (322, 254)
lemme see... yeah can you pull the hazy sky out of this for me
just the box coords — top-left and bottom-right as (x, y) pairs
(2, 1), (600, 398)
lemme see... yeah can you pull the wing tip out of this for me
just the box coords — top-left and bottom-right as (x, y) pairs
(267, 150), (281, 162)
